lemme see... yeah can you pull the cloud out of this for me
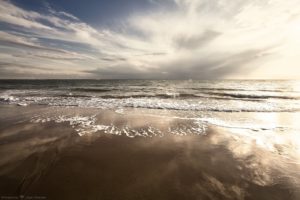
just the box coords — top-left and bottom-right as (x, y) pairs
(0, 1), (52, 30)
(0, 0), (300, 79)
(173, 30), (221, 50)
(0, 31), (96, 68)
(0, 61), (55, 79)
(84, 48), (272, 79)
(0, 60), (89, 79)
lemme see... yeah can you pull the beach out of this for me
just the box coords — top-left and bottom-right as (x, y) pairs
(0, 104), (300, 200)
(1, 0), (300, 198)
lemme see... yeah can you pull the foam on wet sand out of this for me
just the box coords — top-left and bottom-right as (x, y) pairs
(0, 105), (300, 199)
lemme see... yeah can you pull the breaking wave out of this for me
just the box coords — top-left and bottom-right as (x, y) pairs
(1, 95), (300, 112)
(30, 115), (207, 137)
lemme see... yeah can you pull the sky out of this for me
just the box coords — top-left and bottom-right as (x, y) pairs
(0, 0), (300, 79)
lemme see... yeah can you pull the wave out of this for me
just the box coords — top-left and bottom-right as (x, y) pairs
(29, 114), (294, 138)
(190, 87), (297, 93)
(2, 88), (297, 101)
(198, 118), (289, 131)
(1, 95), (300, 112)
(71, 88), (116, 92)
(51, 93), (262, 101)
(30, 115), (207, 137)
(202, 92), (300, 100)
(57, 94), (92, 98)
(97, 93), (201, 99)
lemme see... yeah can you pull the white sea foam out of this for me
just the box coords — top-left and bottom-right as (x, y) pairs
(198, 118), (289, 132)
(17, 102), (28, 106)
(0, 95), (19, 102)
(30, 114), (208, 137)
(31, 115), (110, 136)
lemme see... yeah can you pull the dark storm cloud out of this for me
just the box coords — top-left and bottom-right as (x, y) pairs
(0, 62), (56, 71)
(0, 62), (85, 79)
(0, 62), (55, 79)
(0, 69), (82, 79)
(174, 30), (221, 50)
(159, 48), (274, 79)
(101, 57), (127, 62)
(84, 48), (273, 79)
(83, 65), (158, 79)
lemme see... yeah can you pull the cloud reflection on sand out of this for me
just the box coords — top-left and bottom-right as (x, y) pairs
(0, 106), (300, 199)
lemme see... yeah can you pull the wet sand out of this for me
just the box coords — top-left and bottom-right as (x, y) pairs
(0, 105), (299, 200)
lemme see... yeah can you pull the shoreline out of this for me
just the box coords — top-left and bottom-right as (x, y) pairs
(0, 105), (300, 199)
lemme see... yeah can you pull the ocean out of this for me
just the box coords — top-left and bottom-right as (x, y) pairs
(1, 79), (300, 134)
(1, 79), (300, 112)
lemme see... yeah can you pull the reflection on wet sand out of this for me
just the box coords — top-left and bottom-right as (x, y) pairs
(0, 106), (300, 200)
